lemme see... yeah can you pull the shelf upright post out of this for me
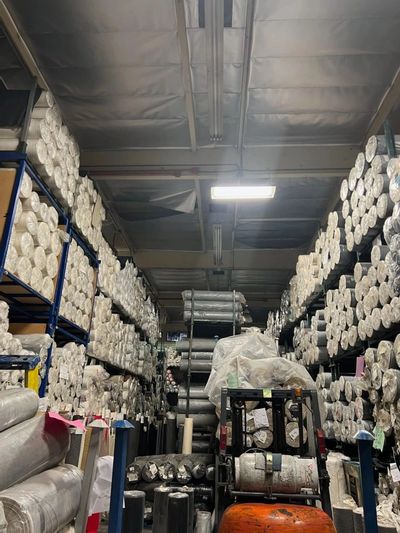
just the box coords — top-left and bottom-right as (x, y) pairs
(232, 289), (236, 336)
(186, 289), (195, 418)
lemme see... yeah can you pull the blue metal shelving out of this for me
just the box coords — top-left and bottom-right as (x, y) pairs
(0, 151), (100, 396)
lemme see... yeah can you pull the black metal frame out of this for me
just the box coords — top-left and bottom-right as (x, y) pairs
(215, 387), (332, 526)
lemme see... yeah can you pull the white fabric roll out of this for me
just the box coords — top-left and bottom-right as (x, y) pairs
(30, 266), (43, 292)
(37, 202), (49, 223)
(22, 192), (40, 213)
(19, 173), (33, 199)
(47, 207), (58, 232)
(32, 246), (47, 270)
(15, 257), (32, 285)
(12, 231), (34, 257)
(35, 222), (51, 249)
(46, 253), (59, 279)
(16, 211), (38, 236)
(5, 245), (18, 273)
(42, 276), (54, 300)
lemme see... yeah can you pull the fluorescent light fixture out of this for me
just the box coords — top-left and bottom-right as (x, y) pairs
(211, 185), (276, 200)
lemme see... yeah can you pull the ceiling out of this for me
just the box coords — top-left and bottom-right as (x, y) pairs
(2, 0), (400, 328)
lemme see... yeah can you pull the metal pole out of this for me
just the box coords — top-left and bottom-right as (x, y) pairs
(18, 79), (38, 152)
(186, 289), (194, 418)
(108, 420), (134, 533)
(384, 120), (397, 158)
(355, 430), (378, 533)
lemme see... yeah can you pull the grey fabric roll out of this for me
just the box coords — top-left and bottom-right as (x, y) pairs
(0, 464), (82, 533)
(333, 504), (355, 533)
(180, 360), (212, 372)
(177, 414), (218, 428)
(183, 301), (242, 311)
(178, 385), (208, 399)
(183, 311), (242, 322)
(181, 290), (245, 303)
(177, 398), (215, 415)
(0, 389), (38, 433)
(181, 352), (213, 361)
(176, 339), (217, 353)
(0, 414), (70, 491)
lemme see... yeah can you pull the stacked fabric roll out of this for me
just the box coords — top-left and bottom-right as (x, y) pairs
(142, 296), (160, 344)
(97, 235), (121, 298)
(265, 309), (283, 338)
(47, 342), (86, 413)
(316, 371), (373, 443)
(88, 295), (140, 373)
(4, 172), (63, 301)
(72, 175), (105, 252)
(0, 91), (80, 209)
(60, 237), (95, 331)
(0, 302), (41, 389)
(182, 290), (246, 324)
(0, 389), (82, 532)
(293, 310), (327, 365)
(80, 365), (141, 418)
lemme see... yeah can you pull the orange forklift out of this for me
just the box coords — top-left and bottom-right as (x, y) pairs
(215, 387), (336, 532)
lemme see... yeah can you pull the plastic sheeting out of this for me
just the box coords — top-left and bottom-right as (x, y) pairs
(0, 414), (70, 491)
(0, 464), (82, 533)
(205, 332), (315, 412)
(0, 389), (38, 433)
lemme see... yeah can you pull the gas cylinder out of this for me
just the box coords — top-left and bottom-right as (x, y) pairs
(218, 503), (336, 533)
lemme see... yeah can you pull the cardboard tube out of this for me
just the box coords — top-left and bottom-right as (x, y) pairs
(182, 418), (193, 454)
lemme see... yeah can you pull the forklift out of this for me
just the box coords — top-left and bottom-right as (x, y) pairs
(214, 387), (336, 532)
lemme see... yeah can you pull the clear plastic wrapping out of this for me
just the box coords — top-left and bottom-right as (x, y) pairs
(0, 414), (70, 491)
(0, 464), (82, 533)
(0, 389), (38, 433)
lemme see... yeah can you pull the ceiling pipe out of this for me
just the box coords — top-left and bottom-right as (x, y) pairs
(175, 0), (197, 151)
(237, 0), (256, 161)
(205, 0), (224, 142)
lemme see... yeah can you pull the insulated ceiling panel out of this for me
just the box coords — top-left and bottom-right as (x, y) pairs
(246, 0), (400, 144)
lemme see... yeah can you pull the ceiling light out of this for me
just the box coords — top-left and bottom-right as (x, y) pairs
(211, 185), (276, 200)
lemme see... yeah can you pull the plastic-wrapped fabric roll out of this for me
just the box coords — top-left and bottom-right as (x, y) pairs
(180, 360), (212, 372)
(12, 230), (34, 257)
(377, 340), (395, 370)
(30, 266), (43, 292)
(0, 389), (38, 432)
(16, 211), (38, 236)
(183, 310), (242, 322)
(0, 414), (70, 491)
(195, 511), (212, 533)
(176, 338), (217, 352)
(37, 202), (49, 223)
(15, 256), (32, 285)
(253, 428), (273, 449)
(5, 245), (18, 272)
(50, 231), (62, 255)
(19, 173), (32, 198)
(22, 192), (40, 213)
(158, 462), (176, 482)
(285, 422), (308, 448)
(47, 206), (59, 232)
(42, 276), (54, 300)
(141, 461), (159, 482)
(0, 464), (82, 533)
(32, 246), (46, 270)
(382, 369), (400, 403)
(35, 221), (51, 249)
(46, 252), (59, 279)
(182, 290), (245, 303)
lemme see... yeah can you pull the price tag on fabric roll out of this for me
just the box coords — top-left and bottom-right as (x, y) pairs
(389, 463), (400, 483)
(262, 388), (272, 398)
(254, 430), (267, 444)
(289, 427), (300, 441)
(59, 365), (69, 381)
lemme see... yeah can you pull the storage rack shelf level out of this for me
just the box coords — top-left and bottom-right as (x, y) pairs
(0, 151), (100, 396)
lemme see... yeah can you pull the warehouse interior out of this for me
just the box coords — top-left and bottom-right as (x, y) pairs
(1, 0), (400, 532)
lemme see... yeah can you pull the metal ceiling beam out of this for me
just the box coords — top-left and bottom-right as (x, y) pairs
(238, 217), (320, 223)
(364, 66), (400, 142)
(0, 2), (48, 88)
(175, 0), (197, 151)
(194, 179), (206, 252)
(134, 249), (302, 270)
(82, 144), (359, 174)
(237, 0), (255, 156)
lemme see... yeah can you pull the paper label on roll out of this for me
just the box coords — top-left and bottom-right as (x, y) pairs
(253, 408), (269, 428)
(149, 463), (158, 475)
(59, 365), (69, 381)
(389, 463), (400, 483)
(254, 430), (267, 444)
(289, 427), (299, 440)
